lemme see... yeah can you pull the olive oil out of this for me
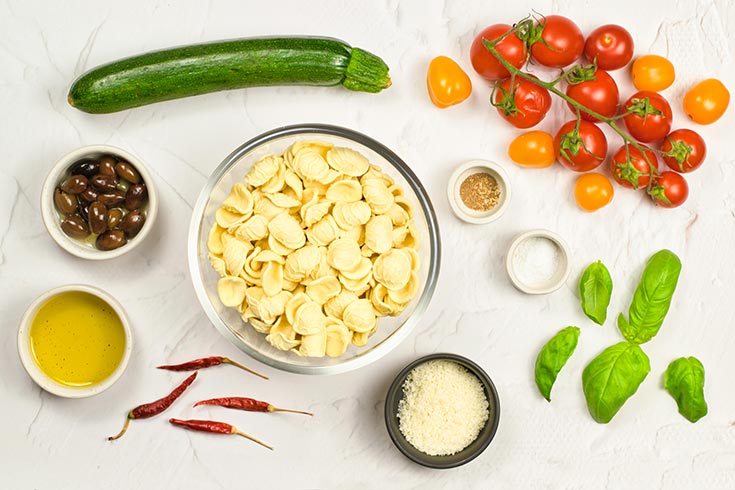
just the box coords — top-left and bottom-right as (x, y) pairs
(29, 291), (125, 387)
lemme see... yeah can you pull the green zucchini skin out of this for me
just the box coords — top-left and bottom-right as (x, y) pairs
(68, 37), (391, 114)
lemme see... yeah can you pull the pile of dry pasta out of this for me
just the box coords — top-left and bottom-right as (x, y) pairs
(207, 141), (420, 358)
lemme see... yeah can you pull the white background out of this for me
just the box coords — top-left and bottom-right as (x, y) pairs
(1, 0), (734, 488)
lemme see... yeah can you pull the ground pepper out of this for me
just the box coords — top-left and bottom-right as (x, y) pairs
(459, 172), (500, 211)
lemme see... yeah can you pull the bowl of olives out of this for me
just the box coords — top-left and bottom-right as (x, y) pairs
(41, 145), (158, 260)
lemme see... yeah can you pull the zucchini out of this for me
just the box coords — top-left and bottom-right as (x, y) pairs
(68, 37), (391, 114)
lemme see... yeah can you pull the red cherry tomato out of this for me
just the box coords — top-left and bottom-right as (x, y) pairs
(649, 171), (689, 208)
(470, 24), (526, 81)
(566, 69), (619, 122)
(493, 75), (552, 129)
(660, 129), (707, 173)
(610, 145), (658, 189)
(554, 120), (608, 171)
(622, 91), (673, 143)
(584, 24), (634, 71)
(530, 15), (584, 68)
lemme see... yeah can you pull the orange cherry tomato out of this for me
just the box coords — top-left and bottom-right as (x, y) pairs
(631, 55), (675, 92)
(508, 131), (555, 168)
(426, 56), (472, 109)
(683, 78), (730, 124)
(574, 173), (614, 212)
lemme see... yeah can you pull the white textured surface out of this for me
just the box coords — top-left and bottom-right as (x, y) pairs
(2, 0), (734, 488)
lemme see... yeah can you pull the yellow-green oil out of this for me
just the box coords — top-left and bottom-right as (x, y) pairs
(30, 291), (126, 387)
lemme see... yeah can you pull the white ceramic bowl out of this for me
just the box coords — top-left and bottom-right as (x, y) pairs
(17, 284), (133, 398)
(189, 124), (441, 375)
(447, 160), (511, 224)
(40, 145), (158, 260)
(506, 229), (571, 294)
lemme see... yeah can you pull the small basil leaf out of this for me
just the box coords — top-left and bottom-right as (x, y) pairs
(664, 356), (708, 423)
(618, 249), (682, 344)
(579, 261), (613, 325)
(534, 326), (580, 402)
(582, 341), (650, 423)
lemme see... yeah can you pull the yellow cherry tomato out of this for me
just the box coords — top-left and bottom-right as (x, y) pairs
(631, 55), (675, 92)
(508, 131), (555, 168)
(574, 173), (614, 212)
(683, 78), (730, 125)
(426, 56), (472, 108)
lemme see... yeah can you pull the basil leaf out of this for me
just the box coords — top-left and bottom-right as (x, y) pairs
(579, 261), (613, 325)
(534, 326), (580, 402)
(618, 249), (681, 344)
(582, 341), (650, 423)
(664, 357), (708, 423)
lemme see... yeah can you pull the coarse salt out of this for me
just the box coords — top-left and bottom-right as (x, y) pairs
(397, 360), (489, 456)
(513, 236), (561, 286)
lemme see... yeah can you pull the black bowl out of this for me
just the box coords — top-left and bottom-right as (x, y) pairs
(384, 353), (501, 469)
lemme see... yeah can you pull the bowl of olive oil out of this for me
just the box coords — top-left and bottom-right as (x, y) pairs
(17, 284), (132, 398)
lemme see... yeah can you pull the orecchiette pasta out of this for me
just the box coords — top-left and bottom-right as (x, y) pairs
(325, 321), (352, 358)
(207, 141), (421, 357)
(327, 238), (363, 272)
(217, 276), (247, 307)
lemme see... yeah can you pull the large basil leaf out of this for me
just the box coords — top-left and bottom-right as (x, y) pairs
(664, 357), (708, 423)
(618, 249), (681, 344)
(579, 261), (613, 325)
(534, 326), (580, 402)
(582, 341), (650, 423)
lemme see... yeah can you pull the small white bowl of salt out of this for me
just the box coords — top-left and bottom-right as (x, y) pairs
(506, 229), (571, 294)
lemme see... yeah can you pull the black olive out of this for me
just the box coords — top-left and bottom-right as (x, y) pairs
(96, 229), (127, 251)
(60, 175), (88, 194)
(119, 210), (146, 238)
(68, 158), (99, 178)
(77, 200), (91, 222)
(115, 161), (141, 184)
(97, 190), (126, 207)
(107, 208), (124, 229)
(98, 156), (117, 176)
(79, 186), (99, 202)
(61, 215), (90, 239)
(88, 201), (108, 235)
(125, 184), (148, 210)
(91, 174), (118, 191)
(54, 188), (78, 214)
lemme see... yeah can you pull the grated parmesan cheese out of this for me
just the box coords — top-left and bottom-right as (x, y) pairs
(397, 359), (489, 456)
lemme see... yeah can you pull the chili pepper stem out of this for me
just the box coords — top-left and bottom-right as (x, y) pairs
(108, 415), (132, 441)
(231, 428), (274, 450)
(222, 358), (269, 380)
(267, 405), (314, 416)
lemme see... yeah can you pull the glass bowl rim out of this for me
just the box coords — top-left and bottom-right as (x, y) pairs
(188, 123), (441, 375)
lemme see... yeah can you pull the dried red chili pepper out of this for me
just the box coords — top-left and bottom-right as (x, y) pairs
(157, 356), (268, 380)
(108, 372), (197, 441)
(169, 418), (273, 450)
(193, 396), (313, 416)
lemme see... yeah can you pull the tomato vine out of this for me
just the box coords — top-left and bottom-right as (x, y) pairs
(482, 27), (667, 196)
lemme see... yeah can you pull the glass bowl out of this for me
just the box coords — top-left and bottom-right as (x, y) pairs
(188, 124), (441, 375)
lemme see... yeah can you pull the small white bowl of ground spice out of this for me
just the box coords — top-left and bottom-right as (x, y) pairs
(447, 160), (511, 224)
